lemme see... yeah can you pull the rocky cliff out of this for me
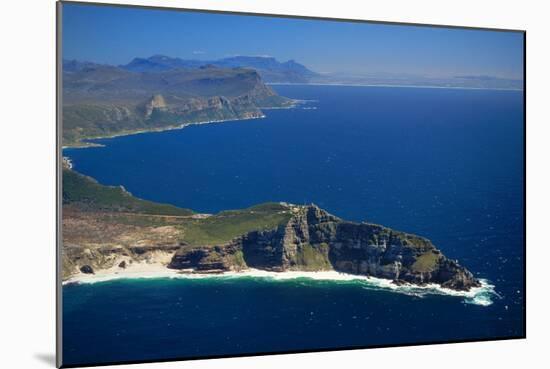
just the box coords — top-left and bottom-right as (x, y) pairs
(167, 204), (480, 291)
(62, 167), (480, 291)
(62, 64), (294, 145)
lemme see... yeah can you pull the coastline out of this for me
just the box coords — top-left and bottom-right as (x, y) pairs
(267, 82), (524, 92)
(60, 89), (499, 308)
(62, 262), (497, 306)
(62, 113), (268, 150)
(59, 97), (316, 149)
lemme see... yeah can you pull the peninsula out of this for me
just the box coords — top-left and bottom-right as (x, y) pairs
(62, 166), (481, 291)
(62, 60), (294, 146)
(62, 57), (481, 292)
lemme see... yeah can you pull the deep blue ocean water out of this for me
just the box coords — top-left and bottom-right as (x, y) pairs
(63, 85), (525, 366)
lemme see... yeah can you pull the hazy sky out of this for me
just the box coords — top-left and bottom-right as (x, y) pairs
(62, 3), (524, 80)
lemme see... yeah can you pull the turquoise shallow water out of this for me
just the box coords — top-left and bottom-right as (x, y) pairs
(63, 85), (525, 366)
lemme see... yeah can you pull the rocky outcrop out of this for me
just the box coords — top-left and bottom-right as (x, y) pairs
(79, 265), (94, 274)
(62, 244), (181, 280)
(144, 94), (167, 117)
(327, 221), (479, 290)
(238, 205), (338, 271)
(166, 204), (481, 291)
(61, 175), (479, 291)
(168, 242), (246, 273)
(62, 65), (293, 145)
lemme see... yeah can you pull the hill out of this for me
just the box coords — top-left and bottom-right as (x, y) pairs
(121, 55), (319, 83)
(62, 167), (194, 216)
(62, 62), (293, 145)
(62, 167), (480, 292)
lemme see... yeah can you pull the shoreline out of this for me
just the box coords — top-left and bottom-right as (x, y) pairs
(63, 262), (497, 306)
(268, 82), (523, 92)
(59, 93), (497, 308)
(62, 114), (268, 150)
(62, 98), (305, 150)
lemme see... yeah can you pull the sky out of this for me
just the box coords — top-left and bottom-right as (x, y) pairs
(62, 2), (524, 80)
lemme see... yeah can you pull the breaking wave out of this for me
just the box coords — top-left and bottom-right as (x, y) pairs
(64, 268), (498, 306)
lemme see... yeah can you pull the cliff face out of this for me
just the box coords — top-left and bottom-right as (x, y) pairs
(62, 244), (180, 280)
(62, 167), (479, 291)
(167, 205), (480, 291)
(62, 65), (293, 145)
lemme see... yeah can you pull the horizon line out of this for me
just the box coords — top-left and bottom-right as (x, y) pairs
(267, 82), (524, 91)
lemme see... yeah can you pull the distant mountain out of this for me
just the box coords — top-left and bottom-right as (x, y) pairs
(62, 61), (293, 145)
(451, 75), (523, 89)
(118, 55), (195, 72)
(121, 55), (319, 83)
(62, 59), (105, 72)
(306, 72), (523, 90)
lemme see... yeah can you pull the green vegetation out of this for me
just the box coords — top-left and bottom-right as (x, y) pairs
(359, 223), (433, 250)
(179, 204), (292, 246)
(232, 250), (247, 269)
(63, 168), (291, 245)
(411, 251), (441, 272)
(96, 213), (183, 227)
(62, 64), (293, 145)
(399, 233), (434, 249)
(294, 243), (332, 271)
(254, 94), (294, 108)
(245, 202), (291, 212)
(63, 104), (145, 145)
(62, 104), (250, 146)
(63, 168), (193, 216)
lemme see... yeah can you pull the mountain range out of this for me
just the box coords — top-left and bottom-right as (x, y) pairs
(119, 55), (319, 83)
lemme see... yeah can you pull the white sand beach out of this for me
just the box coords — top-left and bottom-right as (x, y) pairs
(63, 263), (496, 306)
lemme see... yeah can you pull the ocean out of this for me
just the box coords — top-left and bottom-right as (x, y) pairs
(63, 85), (525, 366)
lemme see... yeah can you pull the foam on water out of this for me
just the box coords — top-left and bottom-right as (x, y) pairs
(64, 268), (497, 306)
